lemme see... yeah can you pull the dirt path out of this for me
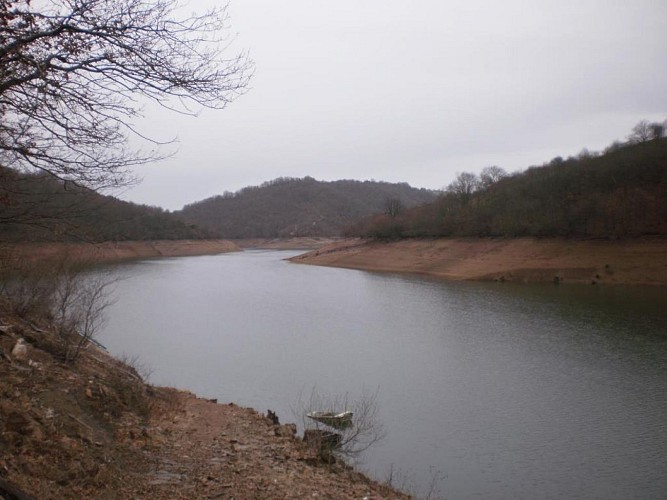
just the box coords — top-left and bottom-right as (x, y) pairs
(291, 237), (667, 285)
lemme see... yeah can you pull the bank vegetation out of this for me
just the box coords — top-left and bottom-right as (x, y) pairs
(347, 127), (667, 241)
(179, 177), (437, 239)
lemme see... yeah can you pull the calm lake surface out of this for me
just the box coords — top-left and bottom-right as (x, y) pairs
(98, 250), (667, 499)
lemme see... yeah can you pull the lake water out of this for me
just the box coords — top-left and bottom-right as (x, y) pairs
(98, 250), (667, 499)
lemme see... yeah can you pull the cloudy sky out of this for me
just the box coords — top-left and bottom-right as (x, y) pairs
(120, 0), (667, 210)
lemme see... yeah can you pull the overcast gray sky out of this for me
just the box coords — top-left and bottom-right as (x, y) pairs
(120, 0), (667, 210)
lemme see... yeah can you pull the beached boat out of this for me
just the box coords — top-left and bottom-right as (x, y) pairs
(306, 411), (353, 429)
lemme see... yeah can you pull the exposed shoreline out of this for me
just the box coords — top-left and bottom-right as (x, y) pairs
(6, 236), (667, 285)
(3, 239), (241, 263)
(0, 311), (407, 499)
(233, 237), (339, 250)
(4, 235), (663, 496)
(0, 237), (410, 498)
(290, 237), (667, 286)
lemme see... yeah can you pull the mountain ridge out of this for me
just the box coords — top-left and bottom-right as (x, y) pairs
(178, 176), (437, 238)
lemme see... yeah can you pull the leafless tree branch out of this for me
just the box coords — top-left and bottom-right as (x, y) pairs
(0, 0), (252, 190)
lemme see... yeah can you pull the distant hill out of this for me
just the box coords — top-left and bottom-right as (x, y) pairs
(178, 177), (438, 238)
(0, 167), (214, 242)
(349, 138), (667, 239)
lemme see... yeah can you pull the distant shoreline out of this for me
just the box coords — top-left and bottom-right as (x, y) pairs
(3, 239), (241, 263)
(290, 237), (667, 286)
(232, 237), (339, 250)
(8, 236), (666, 286)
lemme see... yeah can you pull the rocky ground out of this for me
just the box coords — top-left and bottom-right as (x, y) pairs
(0, 307), (408, 499)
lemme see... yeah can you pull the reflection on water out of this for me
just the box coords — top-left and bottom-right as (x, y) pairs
(99, 250), (667, 499)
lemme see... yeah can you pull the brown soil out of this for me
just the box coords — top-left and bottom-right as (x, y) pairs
(233, 238), (339, 250)
(0, 311), (408, 499)
(4, 240), (241, 265)
(290, 237), (667, 285)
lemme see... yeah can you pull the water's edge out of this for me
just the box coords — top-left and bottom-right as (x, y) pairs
(99, 250), (667, 499)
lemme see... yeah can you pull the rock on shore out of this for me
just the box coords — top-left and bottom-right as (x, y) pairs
(0, 310), (408, 499)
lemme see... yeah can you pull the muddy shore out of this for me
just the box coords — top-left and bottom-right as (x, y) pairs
(3, 239), (241, 264)
(290, 237), (667, 286)
(233, 237), (339, 250)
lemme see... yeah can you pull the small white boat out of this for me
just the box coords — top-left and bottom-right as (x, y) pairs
(306, 411), (353, 429)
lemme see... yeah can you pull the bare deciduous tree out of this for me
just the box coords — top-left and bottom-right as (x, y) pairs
(0, 0), (252, 190)
(0, 250), (117, 362)
(50, 264), (116, 362)
(446, 171), (479, 206)
(384, 196), (404, 218)
(649, 122), (665, 140)
(628, 120), (652, 143)
(479, 166), (507, 189)
(0, 246), (60, 318)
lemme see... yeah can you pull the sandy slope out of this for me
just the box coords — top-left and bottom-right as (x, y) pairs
(3, 239), (240, 264)
(291, 237), (667, 285)
(233, 237), (338, 250)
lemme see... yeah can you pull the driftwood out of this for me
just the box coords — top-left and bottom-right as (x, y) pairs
(0, 477), (37, 500)
(87, 354), (142, 382)
(68, 413), (93, 435)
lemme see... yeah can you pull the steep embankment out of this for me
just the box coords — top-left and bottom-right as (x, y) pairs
(5, 239), (240, 264)
(0, 310), (407, 499)
(291, 237), (667, 285)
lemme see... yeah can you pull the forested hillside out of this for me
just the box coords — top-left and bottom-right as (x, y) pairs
(349, 137), (667, 239)
(0, 168), (213, 242)
(178, 177), (437, 238)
